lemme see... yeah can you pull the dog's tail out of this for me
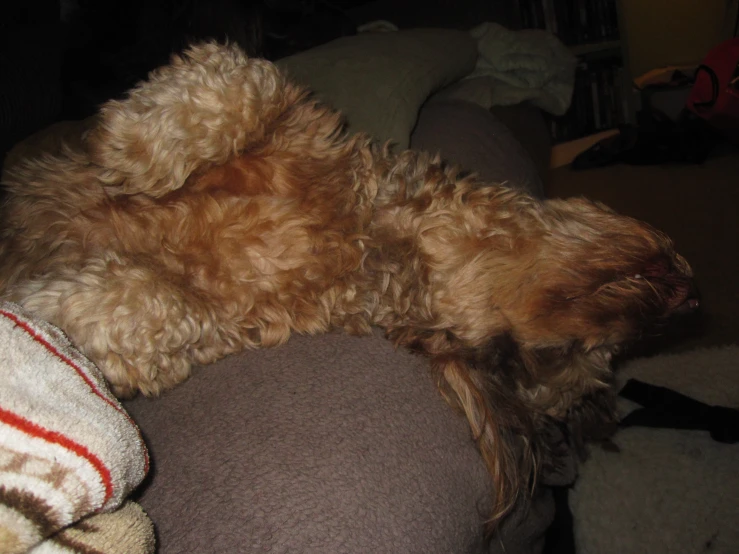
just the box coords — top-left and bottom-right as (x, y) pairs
(88, 41), (304, 198)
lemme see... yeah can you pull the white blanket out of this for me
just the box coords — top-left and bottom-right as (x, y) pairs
(465, 22), (577, 116)
(0, 302), (151, 553)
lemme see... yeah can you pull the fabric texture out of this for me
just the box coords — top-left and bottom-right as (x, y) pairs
(0, 302), (151, 554)
(124, 330), (555, 554)
(461, 22), (577, 116)
(27, 501), (155, 554)
(571, 346), (739, 554)
(276, 28), (478, 149)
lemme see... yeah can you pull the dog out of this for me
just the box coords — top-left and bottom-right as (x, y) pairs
(0, 42), (697, 524)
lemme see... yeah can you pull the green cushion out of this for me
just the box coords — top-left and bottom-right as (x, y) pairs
(277, 29), (478, 149)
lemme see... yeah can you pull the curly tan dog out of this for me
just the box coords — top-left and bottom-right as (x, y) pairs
(0, 43), (697, 523)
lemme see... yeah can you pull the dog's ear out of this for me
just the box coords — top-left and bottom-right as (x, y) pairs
(435, 353), (536, 525)
(386, 328), (536, 523)
(86, 42), (300, 198)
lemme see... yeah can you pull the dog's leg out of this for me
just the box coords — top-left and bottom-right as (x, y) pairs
(6, 254), (220, 397)
(88, 42), (312, 198)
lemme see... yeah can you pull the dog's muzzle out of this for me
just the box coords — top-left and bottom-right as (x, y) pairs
(636, 256), (700, 315)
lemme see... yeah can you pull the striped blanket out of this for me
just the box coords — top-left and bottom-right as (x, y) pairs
(0, 302), (153, 553)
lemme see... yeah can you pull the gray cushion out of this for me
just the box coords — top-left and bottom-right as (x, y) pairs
(411, 99), (546, 198)
(125, 331), (553, 553)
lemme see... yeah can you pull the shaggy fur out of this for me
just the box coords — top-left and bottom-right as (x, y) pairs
(0, 43), (696, 524)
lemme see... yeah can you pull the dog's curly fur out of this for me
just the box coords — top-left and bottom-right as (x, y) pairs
(0, 43), (695, 524)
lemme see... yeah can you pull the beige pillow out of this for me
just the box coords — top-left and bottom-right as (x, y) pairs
(277, 29), (478, 148)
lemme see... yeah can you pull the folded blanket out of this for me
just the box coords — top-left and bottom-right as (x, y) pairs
(464, 22), (577, 116)
(0, 302), (151, 554)
(29, 501), (155, 554)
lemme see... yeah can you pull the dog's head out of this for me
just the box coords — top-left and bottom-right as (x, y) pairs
(423, 192), (696, 404)
(512, 197), (697, 351)
(420, 191), (696, 353)
(500, 197), (697, 418)
(387, 184), (697, 421)
(383, 185), (699, 522)
(443, 194), (698, 523)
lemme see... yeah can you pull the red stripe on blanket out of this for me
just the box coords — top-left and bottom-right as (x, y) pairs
(0, 407), (114, 504)
(0, 309), (150, 474)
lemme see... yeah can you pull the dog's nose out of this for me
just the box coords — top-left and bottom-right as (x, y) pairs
(671, 280), (700, 315)
(683, 283), (701, 312)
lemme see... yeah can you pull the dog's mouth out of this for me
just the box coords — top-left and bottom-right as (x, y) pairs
(633, 257), (700, 315)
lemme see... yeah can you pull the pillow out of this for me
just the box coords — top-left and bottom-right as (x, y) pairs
(276, 29), (478, 149)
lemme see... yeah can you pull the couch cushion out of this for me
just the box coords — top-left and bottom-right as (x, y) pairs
(411, 99), (546, 197)
(125, 330), (554, 554)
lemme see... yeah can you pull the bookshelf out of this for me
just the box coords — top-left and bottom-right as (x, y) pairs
(517, 0), (635, 166)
